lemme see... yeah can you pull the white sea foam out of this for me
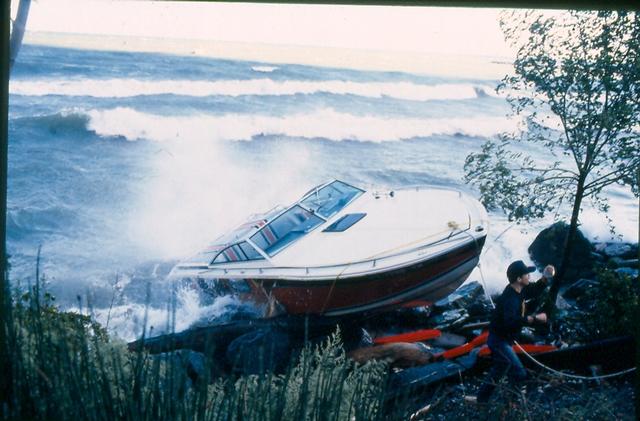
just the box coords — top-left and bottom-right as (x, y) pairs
(471, 192), (638, 294)
(87, 289), (255, 342)
(10, 77), (497, 101)
(251, 66), (278, 73)
(86, 107), (518, 143)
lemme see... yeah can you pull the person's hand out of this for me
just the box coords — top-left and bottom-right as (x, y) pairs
(543, 265), (555, 279)
(535, 313), (548, 323)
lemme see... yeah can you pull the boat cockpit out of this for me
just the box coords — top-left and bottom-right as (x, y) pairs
(186, 180), (364, 267)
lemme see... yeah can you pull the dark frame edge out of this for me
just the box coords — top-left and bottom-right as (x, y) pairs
(1, 0), (11, 413)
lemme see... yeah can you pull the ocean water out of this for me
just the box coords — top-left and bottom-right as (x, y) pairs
(8, 44), (638, 341)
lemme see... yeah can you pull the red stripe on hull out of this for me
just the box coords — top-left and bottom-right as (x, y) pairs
(258, 238), (484, 315)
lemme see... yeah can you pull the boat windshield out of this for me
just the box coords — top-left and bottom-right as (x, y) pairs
(250, 205), (323, 256)
(300, 180), (363, 219)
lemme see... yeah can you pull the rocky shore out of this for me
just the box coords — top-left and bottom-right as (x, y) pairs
(129, 221), (638, 420)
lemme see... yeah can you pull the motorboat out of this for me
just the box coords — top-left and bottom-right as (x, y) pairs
(169, 180), (489, 317)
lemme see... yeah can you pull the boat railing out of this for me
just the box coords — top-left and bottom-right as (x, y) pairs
(198, 226), (482, 278)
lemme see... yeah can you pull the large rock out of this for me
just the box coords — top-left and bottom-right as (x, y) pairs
(528, 222), (594, 283)
(153, 350), (209, 386)
(226, 328), (291, 375)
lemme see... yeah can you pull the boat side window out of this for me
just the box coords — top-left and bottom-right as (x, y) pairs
(239, 241), (264, 261)
(250, 205), (323, 256)
(300, 180), (363, 219)
(212, 242), (264, 264)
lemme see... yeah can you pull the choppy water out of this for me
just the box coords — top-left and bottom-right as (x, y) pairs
(8, 44), (638, 340)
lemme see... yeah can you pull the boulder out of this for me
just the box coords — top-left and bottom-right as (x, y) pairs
(153, 350), (209, 386)
(528, 222), (594, 283)
(226, 328), (291, 375)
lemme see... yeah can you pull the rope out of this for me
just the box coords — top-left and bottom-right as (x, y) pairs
(513, 342), (636, 380)
(463, 229), (637, 381)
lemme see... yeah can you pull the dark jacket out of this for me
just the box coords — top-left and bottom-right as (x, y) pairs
(489, 278), (548, 343)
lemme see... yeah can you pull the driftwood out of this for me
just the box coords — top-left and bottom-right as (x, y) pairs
(348, 343), (434, 368)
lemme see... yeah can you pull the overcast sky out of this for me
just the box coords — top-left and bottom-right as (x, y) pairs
(12, 0), (516, 57)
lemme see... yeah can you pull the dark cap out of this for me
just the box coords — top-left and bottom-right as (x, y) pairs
(507, 260), (536, 283)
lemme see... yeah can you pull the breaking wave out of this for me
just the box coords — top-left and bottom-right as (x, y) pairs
(83, 288), (261, 342)
(10, 77), (498, 101)
(82, 107), (518, 143)
(251, 65), (278, 73)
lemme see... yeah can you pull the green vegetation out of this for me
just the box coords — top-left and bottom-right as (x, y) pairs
(464, 10), (640, 312)
(2, 278), (403, 420)
(582, 270), (640, 341)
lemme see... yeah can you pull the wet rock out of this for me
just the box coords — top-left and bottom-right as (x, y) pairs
(518, 327), (537, 343)
(434, 281), (484, 310)
(180, 350), (207, 382)
(602, 243), (634, 259)
(561, 278), (600, 301)
(615, 267), (639, 279)
(341, 327), (373, 352)
(555, 294), (573, 310)
(153, 350), (209, 385)
(528, 222), (594, 283)
(389, 349), (479, 391)
(465, 297), (493, 318)
(363, 307), (432, 333)
(457, 321), (490, 334)
(226, 328), (291, 375)
(431, 308), (469, 330)
(611, 258), (639, 269)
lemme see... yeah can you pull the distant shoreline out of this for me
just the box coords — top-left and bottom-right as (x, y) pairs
(24, 31), (513, 80)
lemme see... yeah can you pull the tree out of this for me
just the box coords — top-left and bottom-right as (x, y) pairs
(464, 10), (640, 313)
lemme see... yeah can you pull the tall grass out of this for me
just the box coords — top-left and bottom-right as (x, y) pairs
(1, 272), (416, 421)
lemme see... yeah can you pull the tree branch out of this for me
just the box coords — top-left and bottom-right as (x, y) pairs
(584, 164), (638, 193)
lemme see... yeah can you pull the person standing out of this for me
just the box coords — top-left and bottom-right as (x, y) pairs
(467, 260), (555, 404)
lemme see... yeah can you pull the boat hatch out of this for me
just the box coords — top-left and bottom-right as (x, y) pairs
(300, 180), (363, 219)
(250, 205), (323, 256)
(323, 213), (366, 232)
